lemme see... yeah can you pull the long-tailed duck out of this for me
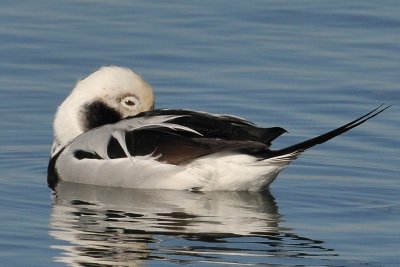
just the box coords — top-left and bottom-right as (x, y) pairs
(48, 66), (389, 191)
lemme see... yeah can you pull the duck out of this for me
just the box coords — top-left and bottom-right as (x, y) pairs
(47, 66), (389, 191)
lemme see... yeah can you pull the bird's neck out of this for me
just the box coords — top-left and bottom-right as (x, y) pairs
(51, 96), (86, 156)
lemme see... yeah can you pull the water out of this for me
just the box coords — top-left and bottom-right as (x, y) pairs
(0, 1), (399, 266)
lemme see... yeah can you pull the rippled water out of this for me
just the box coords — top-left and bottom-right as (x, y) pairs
(0, 1), (399, 266)
(50, 183), (336, 266)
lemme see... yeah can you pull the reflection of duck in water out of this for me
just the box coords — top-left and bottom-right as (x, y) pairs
(50, 182), (336, 266)
(48, 66), (388, 191)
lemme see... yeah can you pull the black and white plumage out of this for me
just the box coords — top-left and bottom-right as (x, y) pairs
(48, 66), (389, 191)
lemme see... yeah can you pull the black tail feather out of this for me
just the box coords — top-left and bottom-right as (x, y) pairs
(269, 104), (390, 158)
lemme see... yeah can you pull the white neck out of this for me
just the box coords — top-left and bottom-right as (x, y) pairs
(51, 90), (90, 156)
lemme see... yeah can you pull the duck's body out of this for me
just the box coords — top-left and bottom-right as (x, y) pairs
(48, 66), (388, 191)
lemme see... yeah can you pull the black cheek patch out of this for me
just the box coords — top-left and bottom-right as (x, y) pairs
(81, 101), (122, 131)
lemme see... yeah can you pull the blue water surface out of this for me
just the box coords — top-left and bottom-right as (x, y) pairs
(0, 1), (399, 266)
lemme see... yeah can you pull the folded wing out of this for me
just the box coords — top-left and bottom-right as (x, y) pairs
(70, 109), (287, 164)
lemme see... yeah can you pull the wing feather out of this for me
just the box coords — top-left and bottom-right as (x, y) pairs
(66, 111), (279, 165)
(67, 115), (202, 160)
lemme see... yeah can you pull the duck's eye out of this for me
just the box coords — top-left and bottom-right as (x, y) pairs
(121, 96), (139, 108)
(124, 99), (135, 106)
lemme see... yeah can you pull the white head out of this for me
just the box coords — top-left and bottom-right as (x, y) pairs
(51, 66), (154, 156)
